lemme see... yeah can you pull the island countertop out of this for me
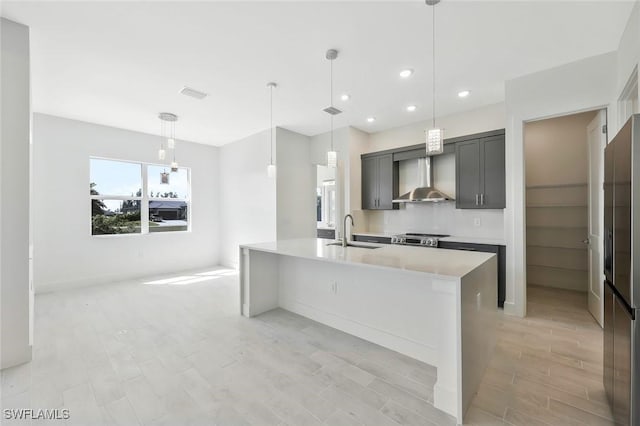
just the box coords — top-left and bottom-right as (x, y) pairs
(241, 238), (495, 279)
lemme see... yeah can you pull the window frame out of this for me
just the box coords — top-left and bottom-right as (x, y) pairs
(89, 157), (192, 237)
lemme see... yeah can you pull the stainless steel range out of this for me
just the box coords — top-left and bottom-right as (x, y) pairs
(390, 233), (450, 247)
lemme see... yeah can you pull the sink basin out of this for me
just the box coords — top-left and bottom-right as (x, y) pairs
(326, 242), (381, 249)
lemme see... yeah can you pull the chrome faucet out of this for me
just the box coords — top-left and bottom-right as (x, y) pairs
(342, 214), (354, 247)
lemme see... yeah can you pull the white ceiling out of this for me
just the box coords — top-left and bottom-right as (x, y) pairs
(2, 1), (635, 146)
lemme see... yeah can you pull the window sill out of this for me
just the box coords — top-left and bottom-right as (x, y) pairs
(92, 229), (192, 238)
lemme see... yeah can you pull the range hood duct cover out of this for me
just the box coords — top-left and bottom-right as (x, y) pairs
(392, 156), (454, 203)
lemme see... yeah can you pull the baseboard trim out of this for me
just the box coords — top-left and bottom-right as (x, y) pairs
(502, 301), (524, 317)
(279, 298), (438, 366)
(35, 263), (225, 294)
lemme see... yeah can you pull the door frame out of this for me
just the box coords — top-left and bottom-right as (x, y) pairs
(586, 110), (607, 326)
(513, 105), (610, 317)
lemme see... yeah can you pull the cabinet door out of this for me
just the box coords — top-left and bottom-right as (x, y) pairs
(361, 156), (379, 210)
(480, 136), (506, 208)
(377, 154), (397, 210)
(455, 140), (481, 209)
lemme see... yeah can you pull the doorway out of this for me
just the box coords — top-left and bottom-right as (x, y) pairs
(524, 109), (607, 326)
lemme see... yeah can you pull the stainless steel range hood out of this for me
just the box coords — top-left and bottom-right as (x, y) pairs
(392, 156), (454, 203)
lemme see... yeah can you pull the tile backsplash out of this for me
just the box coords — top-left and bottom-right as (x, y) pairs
(365, 202), (505, 240)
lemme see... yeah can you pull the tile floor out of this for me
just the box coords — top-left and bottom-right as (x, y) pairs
(466, 285), (613, 426)
(1, 269), (612, 425)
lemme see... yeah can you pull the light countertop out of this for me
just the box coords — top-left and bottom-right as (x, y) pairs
(241, 238), (495, 279)
(352, 232), (506, 246)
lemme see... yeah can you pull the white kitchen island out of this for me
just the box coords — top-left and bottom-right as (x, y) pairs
(239, 238), (498, 424)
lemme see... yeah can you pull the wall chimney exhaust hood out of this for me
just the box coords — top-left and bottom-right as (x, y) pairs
(392, 156), (454, 203)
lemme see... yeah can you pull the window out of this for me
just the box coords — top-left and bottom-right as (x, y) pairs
(90, 158), (190, 235)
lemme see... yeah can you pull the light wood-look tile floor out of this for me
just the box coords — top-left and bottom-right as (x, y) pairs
(1, 268), (454, 426)
(1, 270), (612, 426)
(465, 284), (613, 426)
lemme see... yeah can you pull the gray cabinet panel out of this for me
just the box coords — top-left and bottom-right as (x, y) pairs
(361, 154), (397, 210)
(377, 154), (397, 210)
(455, 135), (505, 209)
(361, 157), (378, 210)
(481, 136), (506, 208)
(456, 140), (481, 209)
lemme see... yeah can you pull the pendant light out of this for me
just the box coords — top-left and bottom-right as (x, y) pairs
(158, 112), (179, 171)
(425, 0), (444, 155)
(324, 49), (341, 168)
(266, 82), (277, 178)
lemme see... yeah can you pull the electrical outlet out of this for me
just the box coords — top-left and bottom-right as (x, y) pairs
(473, 217), (481, 227)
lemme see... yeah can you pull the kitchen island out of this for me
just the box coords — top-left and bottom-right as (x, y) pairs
(239, 238), (498, 424)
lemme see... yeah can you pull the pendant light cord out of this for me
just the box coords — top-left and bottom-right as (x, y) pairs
(270, 84), (274, 165)
(330, 58), (334, 152)
(432, 3), (436, 129)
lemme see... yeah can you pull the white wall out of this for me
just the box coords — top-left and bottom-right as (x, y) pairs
(364, 103), (506, 154)
(32, 114), (219, 292)
(219, 129), (276, 268)
(616, 1), (640, 132)
(276, 128), (315, 240)
(1, 18), (32, 369)
(310, 127), (351, 236)
(504, 52), (616, 316)
(361, 104), (506, 240)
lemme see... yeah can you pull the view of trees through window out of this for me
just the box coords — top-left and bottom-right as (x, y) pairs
(90, 158), (190, 235)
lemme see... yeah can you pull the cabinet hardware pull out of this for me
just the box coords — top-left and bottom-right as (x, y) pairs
(475, 194), (479, 205)
(481, 193), (485, 205)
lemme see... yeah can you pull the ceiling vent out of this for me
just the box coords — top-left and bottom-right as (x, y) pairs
(179, 86), (208, 100)
(323, 106), (342, 115)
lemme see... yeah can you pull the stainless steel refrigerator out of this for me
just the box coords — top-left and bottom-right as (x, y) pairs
(604, 114), (639, 425)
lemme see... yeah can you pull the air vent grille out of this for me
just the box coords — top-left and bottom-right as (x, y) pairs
(323, 106), (342, 115)
(179, 86), (208, 100)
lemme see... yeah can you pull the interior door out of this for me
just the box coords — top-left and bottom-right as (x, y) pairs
(587, 110), (607, 326)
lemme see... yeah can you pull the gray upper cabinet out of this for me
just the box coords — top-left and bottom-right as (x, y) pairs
(361, 153), (398, 210)
(455, 134), (505, 209)
(481, 136), (506, 209)
(361, 157), (378, 210)
(455, 140), (481, 209)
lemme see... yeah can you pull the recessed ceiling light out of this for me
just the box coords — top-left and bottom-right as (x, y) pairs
(406, 105), (417, 112)
(367, 117), (376, 123)
(458, 90), (470, 98)
(341, 94), (350, 101)
(399, 69), (413, 78)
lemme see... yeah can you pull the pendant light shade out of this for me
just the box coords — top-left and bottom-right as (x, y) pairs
(426, 128), (443, 155)
(267, 164), (276, 178)
(158, 112), (179, 170)
(425, 0), (444, 155)
(327, 150), (338, 168)
(324, 49), (342, 168)
(266, 82), (277, 178)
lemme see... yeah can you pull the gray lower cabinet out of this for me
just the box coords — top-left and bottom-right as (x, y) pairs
(361, 153), (398, 210)
(317, 228), (335, 239)
(438, 241), (506, 308)
(455, 134), (505, 209)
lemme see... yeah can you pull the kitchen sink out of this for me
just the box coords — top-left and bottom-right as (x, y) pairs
(326, 242), (381, 249)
